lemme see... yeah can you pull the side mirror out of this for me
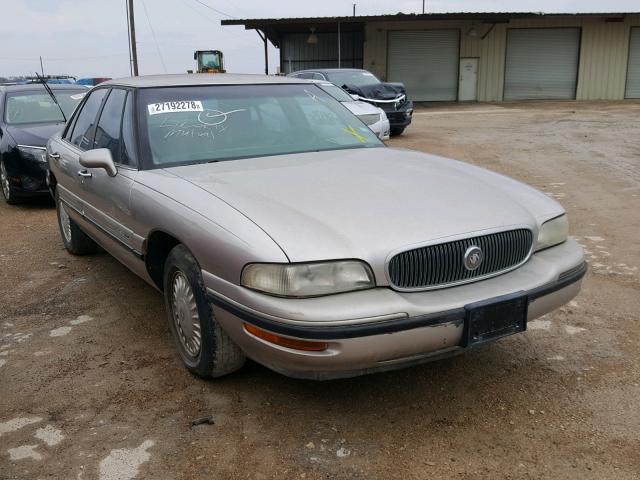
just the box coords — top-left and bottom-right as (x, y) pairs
(79, 148), (117, 177)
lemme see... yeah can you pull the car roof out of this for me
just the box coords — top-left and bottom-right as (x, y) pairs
(102, 73), (312, 88)
(0, 83), (86, 93)
(293, 69), (367, 74)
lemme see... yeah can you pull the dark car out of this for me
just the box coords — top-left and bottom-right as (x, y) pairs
(0, 84), (86, 203)
(288, 68), (413, 136)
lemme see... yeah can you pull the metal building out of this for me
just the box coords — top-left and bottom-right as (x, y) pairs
(223, 12), (640, 102)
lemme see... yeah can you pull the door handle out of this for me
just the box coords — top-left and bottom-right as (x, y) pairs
(77, 169), (92, 178)
(49, 152), (60, 160)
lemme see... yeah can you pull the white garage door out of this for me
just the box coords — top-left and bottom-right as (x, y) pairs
(504, 28), (581, 100)
(625, 28), (640, 98)
(387, 30), (459, 101)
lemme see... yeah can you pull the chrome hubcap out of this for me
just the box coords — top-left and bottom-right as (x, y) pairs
(170, 271), (201, 358)
(0, 162), (10, 199)
(59, 203), (72, 243)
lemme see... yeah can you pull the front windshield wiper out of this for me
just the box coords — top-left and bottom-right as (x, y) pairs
(34, 72), (67, 123)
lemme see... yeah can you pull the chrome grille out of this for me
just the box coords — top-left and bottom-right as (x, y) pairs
(388, 229), (534, 290)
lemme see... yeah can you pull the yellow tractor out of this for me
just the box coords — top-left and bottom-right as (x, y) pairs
(192, 50), (226, 73)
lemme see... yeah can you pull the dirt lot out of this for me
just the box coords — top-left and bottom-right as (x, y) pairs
(1, 101), (639, 480)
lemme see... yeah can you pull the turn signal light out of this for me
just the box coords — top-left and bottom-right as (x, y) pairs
(243, 323), (328, 352)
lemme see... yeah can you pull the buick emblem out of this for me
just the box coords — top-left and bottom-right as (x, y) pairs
(463, 246), (483, 271)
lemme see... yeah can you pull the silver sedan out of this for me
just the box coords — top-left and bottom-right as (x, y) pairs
(46, 74), (586, 380)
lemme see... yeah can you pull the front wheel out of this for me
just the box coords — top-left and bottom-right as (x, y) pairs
(163, 245), (245, 379)
(390, 127), (406, 137)
(0, 160), (19, 204)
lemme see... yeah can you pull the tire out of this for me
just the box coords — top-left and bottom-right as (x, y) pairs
(163, 244), (245, 379)
(390, 127), (406, 137)
(0, 160), (19, 205)
(55, 190), (99, 255)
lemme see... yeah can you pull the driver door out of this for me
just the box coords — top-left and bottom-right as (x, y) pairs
(78, 88), (143, 255)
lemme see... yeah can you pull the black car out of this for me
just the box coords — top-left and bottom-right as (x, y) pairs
(288, 68), (413, 136)
(0, 84), (87, 204)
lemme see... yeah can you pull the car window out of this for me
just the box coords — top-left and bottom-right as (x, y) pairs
(137, 84), (383, 168)
(4, 89), (86, 125)
(317, 83), (354, 102)
(69, 88), (108, 150)
(120, 92), (137, 167)
(326, 71), (381, 88)
(93, 88), (127, 163)
(311, 73), (326, 80)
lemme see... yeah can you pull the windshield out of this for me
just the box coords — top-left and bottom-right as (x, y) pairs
(317, 83), (354, 102)
(199, 52), (221, 69)
(137, 84), (383, 168)
(325, 71), (381, 88)
(4, 89), (86, 125)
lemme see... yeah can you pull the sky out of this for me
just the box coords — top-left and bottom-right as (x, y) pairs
(1, 0), (638, 78)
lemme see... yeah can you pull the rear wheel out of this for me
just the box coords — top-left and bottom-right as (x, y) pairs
(0, 160), (19, 204)
(390, 127), (406, 137)
(163, 245), (245, 379)
(55, 190), (99, 255)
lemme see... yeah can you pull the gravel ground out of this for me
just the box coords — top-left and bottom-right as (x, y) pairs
(1, 101), (639, 480)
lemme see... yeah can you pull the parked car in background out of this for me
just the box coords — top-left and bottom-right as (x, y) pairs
(76, 77), (112, 87)
(313, 81), (390, 140)
(289, 68), (413, 136)
(19, 75), (77, 85)
(0, 84), (86, 203)
(47, 74), (585, 381)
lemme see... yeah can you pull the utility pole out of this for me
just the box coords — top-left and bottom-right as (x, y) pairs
(422, 0), (425, 14)
(127, 0), (139, 76)
(353, 4), (356, 16)
(39, 56), (44, 76)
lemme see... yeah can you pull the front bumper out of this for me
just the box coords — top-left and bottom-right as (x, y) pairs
(5, 155), (49, 197)
(381, 100), (413, 129)
(369, 117), (391, 141)
(205, 240), (585, 379)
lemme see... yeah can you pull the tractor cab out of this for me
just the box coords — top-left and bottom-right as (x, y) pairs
(194, 50), (225, 73)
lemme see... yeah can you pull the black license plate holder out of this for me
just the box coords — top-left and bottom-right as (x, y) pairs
(463, 292), (528, 347)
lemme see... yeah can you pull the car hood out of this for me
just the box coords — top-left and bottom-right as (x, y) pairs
(6, 123), (64, 147)
(341, 101), (382, 116)
(342, 82), (406, 101)
(167, 148), (563, 270)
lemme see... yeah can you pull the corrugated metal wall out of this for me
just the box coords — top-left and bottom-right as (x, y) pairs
(363, 15), (640, 101)
(280, 31), (363, 74)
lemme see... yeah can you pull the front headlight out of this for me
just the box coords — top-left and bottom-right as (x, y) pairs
(241, 260), (375, 297)
(536, 214), (569, 251)
(359, 114), (381, 126)
(17, 145), (47, 163)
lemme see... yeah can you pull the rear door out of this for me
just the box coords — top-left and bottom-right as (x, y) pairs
(50, 87), (108, 215)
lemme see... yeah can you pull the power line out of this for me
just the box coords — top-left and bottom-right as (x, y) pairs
(177, 0), (251, 39)
(141, 0), (167, 73)
(0, 54), (130, 62)
(192, 0), (235, 19)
